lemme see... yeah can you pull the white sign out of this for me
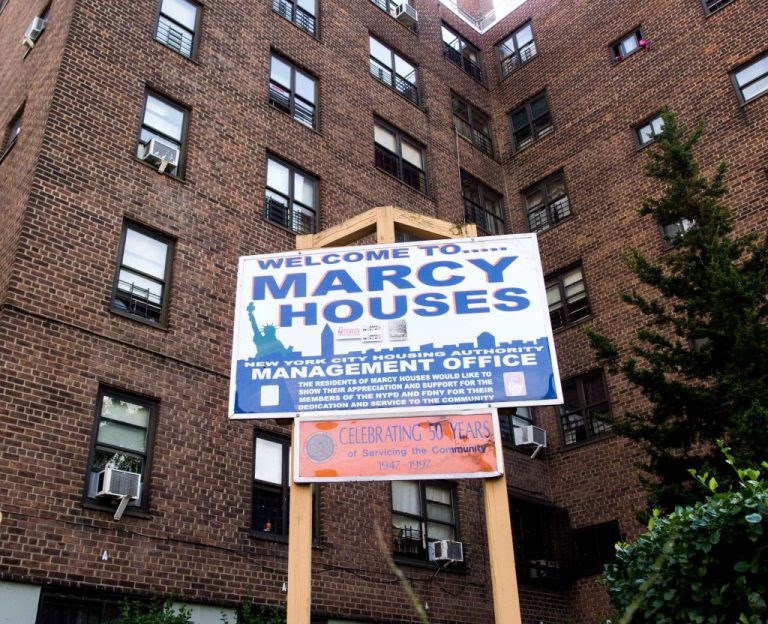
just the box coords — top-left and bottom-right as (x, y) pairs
(229, 235), (562, 419)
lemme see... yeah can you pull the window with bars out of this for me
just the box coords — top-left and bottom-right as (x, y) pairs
(369, 36), (419, 105)
(732, 50), (768, 104)
(573, 520), (620, 576)
(441, 24), (482, 82)
(374, 120), (427, 193)
(546, 264), (590, 330)
(111, 222), (174, 326)
(497, 21), (537, 77)
(461, 172), (505, 235)
(155, 0), (200, 58)
(136, 90), (189, 178)
(701, 0), (736, 15)
(523, 171), (571, 232)
(392, 480), (458, 561)
(635, 113), (664, 147)
(511, 498), (571, 585)
(273, 0), (316, 36)
(264, 156), (318, 234)
(498, 406), (534, 447)
(452, 93), (493, 156)
(559, 371), (611, 446)
(509, 92), (553, 151)
(252, 433), (290, 535)
(84, 387), (157, 513)
(611, 28), (647, 63)
(269, 53), (317, 128)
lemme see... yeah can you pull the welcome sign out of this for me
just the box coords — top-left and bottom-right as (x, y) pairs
(229, 235), (562, 419)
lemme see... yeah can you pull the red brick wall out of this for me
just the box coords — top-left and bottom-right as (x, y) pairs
(0, 0), (766, 622)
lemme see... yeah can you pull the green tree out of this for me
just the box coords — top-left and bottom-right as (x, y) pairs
(108, 600), (193, 624)
(587, 111), (768, 513)
(602, 453), (768, 624)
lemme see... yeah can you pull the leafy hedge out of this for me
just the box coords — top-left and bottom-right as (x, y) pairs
(602, 453), (767, 624)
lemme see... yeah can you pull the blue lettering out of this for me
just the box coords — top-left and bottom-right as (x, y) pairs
(324, 300), (364, 323)
(494, 287), (530, 311)
(312, 270), (363, 296)
(367, 265), (414, 291)
(467, 256), (517, 283)
(256, 258), (284, 269)
(413, 292), (449, 316)
(370, 296), (407, 320)
(279, 302), (317, 326)
(454, 290), (490, 314)
(417, 261), (463, 287)
(253, 273), (306, 300)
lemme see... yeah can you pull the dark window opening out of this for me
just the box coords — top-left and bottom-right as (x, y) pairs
(560, 370), (611, 445)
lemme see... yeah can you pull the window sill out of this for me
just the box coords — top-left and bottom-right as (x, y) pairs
(456, 133), (497, 161)
(612, 48), (646, 66)
(262, 214), (315, 237)
(267, 103), (322, 135)
(133, 156), (186, 182)
(0, 139), (17, 165)
(82, 499), (152, 519)
(498, 54), (538, 82)
(393, 555), (467, 572)
(551, 314), (591, 335)
(558, 430), (612, 452)
(374, 166), (432, 200)
(110, 308), (170, 331)
(249, 530), (324, 549)
(272, 9), (320, 41)
(739, 90), (767, 107)
(153, 38), (200, 64)
(512, 127), (554, 157)
(369, 75), (424, 111)
(529, 214), (572, 236)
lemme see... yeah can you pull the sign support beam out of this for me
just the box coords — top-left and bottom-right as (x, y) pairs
(284, 207), (523, 624)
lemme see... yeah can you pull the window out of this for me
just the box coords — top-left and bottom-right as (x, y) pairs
(273, 0), (316, 36)
(509, 92), (553, 151)
(265, 156), (318, 234)
(498, 406), (534, 446)
(732, 51), (768, 104)
(369, 0), (417, 31)
(461, 172), (505, 235)
(441, 24), (482, 82)
(374, 120), (426, 193)
(635, 113), (664, 147)
(369, 36), (419, 105)
(523, 171), (570, 232)
(662, 218), (694, 244)
(497, 22), (536, 76)
(701, 0), (736, 15)
(111, 222), (174, 326)
(392, 481), (457, 561)
(452, 93), (493, 156)
(511, 498), (571, 585)
(573, 520), (620, 576)
(560, 371), (611, 445)
(155, 0), (200, 58)
(252, 433), (290, 535)
(2, 104), (23, 159)
(37, 590), (123, 624)
(611, 28), (647, 63)
(546, 264), (590, 330)
(269, 54), (317, 128)
(84, 388), (156, 512)
(136, 91), (189, 177)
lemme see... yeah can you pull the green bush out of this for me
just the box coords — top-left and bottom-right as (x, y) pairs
(602, 451), (767, 623)
(108, 600), (193, 624)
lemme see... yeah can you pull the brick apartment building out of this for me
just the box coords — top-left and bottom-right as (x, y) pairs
(0, 0), (766, 622)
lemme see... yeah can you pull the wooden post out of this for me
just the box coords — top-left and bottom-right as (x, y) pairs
(484, 474), (523, 624)
(286, 207), (483, 624)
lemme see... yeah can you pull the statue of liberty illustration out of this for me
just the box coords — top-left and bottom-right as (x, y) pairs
(247, 301), (293, 359)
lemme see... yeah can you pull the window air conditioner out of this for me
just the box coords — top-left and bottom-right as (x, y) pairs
(428, 539), (464, 563)
(513, 424), (547, 448)
(23, 16), (47, 47)
(96, 466), (141, 500)
(394, 3), (418, 27)
(140, 137), (179, 174)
